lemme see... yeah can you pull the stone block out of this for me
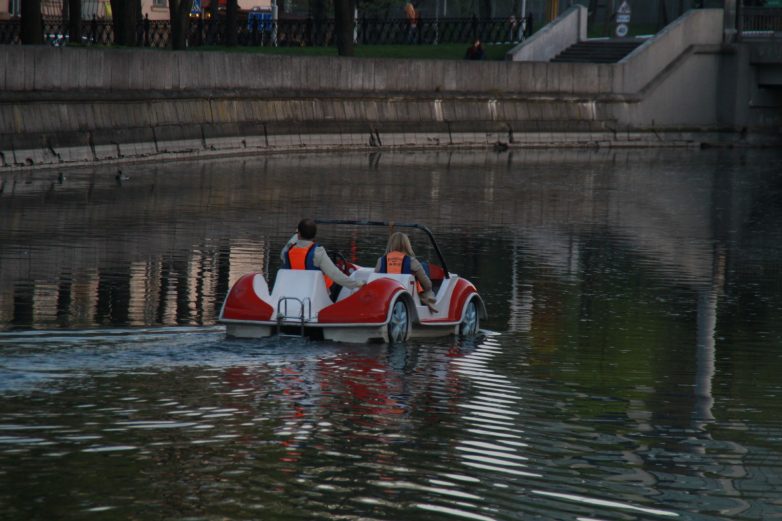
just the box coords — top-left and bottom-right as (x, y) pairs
(119, 141), (157, 157)
(36, 49), (66, 91)
(266, 134), (295, 148)
(154, 124), (203, 152)
(13, 145), (59, 167)
(525, 63), (543, 93)
(242, 135), (265, 149)
(597, 64), (613, 94)
(93, 143), (120, 161)
(4, 48), (33, 91)
(574, 64), (599, 94)
(57, 146), (95, 163)
(155, 139), (201, 154)
(0, 51), (6, 91)
(204, 136), (244, 150)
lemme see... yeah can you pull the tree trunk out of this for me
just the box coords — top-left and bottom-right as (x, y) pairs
(334, 0), (354, 56)
(21, 0), (44, 44)
(311, 0), (326, 46)
(481, 0), (493, 18)
(208, 0), (219, 44)
(68, 0), (81, 44)
(109, 0), (139, 45)
(129, 0), (140, 46)
(657, 0), (669, 30)
(169, 0), (193, 49)
(226, 0), (238, 46)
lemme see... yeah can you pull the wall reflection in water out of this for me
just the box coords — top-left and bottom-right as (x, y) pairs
(2, 148), (779, 336)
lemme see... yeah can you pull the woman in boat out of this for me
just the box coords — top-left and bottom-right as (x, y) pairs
(375, 232), (437, 312)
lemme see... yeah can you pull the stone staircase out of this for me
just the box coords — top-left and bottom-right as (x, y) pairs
(551, 39), (644, 63)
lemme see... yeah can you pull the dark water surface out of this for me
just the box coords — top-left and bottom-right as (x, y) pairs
(1, 149), (781, 520)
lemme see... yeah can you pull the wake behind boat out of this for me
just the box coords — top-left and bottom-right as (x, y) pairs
(218, 220), (486, 343)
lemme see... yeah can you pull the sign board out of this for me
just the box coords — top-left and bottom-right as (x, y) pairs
(248, 10), (273, 30)
(615, 1), (630, 38)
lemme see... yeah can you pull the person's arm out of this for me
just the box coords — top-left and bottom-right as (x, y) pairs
(313, 247), (364, 289)
(410, 258), (437, 311)
(409, 258), (433, 295)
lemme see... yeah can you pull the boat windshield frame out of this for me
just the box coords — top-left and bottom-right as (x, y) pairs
(314, 219), (450, 278)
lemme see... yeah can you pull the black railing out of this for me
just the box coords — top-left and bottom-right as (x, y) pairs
(0, 19), (20, 44)
(0, 15), (532, 49)
(740, 6), (782, 37)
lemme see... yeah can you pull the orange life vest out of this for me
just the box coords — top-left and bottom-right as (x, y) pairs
(286, 244), (333, 289)
(382, 251), (423, 293)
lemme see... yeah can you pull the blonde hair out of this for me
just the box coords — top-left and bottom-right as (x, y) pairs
(385, 232), (415, 257)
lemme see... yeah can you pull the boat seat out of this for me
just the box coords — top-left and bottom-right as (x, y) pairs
(271, 269), (334, 321)
(422, 262), (445, 294)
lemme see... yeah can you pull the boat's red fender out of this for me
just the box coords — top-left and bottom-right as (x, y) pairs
(447, 278), (478, 322)
(221, 273), (274, 321)
(319, 278), (406, 324)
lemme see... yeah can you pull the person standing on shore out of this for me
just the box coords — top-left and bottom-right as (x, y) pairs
(405, 1), (418, 43)
(465, 39), (485, 60)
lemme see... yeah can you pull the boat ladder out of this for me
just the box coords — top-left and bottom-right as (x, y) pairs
(276, 297), (311, 337)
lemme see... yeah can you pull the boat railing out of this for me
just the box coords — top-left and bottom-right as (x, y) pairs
(276, 296), (311, 336)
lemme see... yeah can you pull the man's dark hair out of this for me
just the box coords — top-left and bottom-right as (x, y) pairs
(297, 218), (317, 240)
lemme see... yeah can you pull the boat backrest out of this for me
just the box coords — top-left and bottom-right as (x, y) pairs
(271, 270), (333, 321)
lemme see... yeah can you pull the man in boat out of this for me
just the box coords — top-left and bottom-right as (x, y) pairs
(281, 218), (365, 299)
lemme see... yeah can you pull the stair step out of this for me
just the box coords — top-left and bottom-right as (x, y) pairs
(551, 39), (644, 64)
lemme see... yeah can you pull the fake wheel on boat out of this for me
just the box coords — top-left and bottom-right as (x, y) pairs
(387, 300), (410, 344)
(459, 299), (480, 337)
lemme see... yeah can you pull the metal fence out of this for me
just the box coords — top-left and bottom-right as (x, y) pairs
(740, 6), (782, 37)
(0, 15), (531, 49)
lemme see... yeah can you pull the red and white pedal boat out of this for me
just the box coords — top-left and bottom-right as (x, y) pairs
(219, 220), (486, 343)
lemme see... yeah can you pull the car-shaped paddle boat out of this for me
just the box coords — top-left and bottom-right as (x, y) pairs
(219, 220), (486, 343)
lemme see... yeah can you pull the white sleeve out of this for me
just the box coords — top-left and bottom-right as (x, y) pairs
(280, 234), (299, 264)
(313, 247), (362, 288)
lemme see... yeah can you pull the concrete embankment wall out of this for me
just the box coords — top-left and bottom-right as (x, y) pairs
(0, 22), (778, 170)
(0, 47), (626, 169)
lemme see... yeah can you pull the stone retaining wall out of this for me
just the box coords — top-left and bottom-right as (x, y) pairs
(0, 37), (778, 171)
